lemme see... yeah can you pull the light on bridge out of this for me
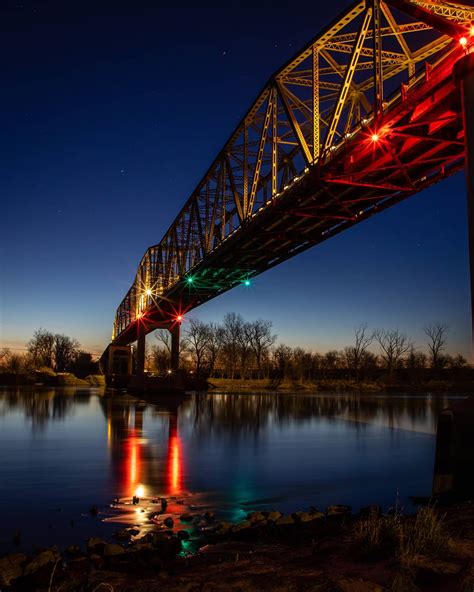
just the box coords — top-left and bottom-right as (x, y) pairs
(243, 279), (251, 287)
(176, 314), (183, 322)
(186, 276), (194, 285)
(371, 133), (379, 142)
(460, 36), (468, 47)
(470, 27), (474, 37)
(145, 289), (152, 296)
(136, 312), (143, 319)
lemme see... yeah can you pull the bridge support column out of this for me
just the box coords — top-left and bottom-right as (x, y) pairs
(455, 51), (474, 351)
(136, 324), (146, 378)
(170, 322), (180, 372)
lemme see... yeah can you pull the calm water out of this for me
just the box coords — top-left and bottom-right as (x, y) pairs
(0, 386), (467, 553)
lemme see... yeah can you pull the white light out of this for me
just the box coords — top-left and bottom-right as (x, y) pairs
(135, 485), (145, 498)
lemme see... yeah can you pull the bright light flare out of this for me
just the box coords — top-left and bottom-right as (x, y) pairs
(186, 276), (194, 284)
(176, 314), (183, 322)
(371, 133), (379, 142)
(145, 288), (152, 296)
(135, 485), (145, 498)
(136, 312), (143, 319)
(460, 36), (468, 47)
(470, 27), (474, 37)
(243, 279), (251, 287)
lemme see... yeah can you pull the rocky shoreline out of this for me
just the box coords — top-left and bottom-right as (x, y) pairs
(2, 501), (474, 591)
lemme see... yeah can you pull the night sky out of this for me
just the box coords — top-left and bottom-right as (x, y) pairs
(1, 0), (471, 358)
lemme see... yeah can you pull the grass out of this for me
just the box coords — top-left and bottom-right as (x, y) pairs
(352, 505), (447, 563)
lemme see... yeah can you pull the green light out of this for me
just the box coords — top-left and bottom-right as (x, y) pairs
(186, 276), (194, 284)
(243, 279), (251, 286)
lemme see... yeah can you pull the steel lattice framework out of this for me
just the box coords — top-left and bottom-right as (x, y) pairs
(110, 0), (474, 346)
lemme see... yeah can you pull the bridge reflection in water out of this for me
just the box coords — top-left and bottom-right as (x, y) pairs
(101, 395), (185, 499)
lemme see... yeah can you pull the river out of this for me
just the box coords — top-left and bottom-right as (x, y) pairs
(0, 386), (466, 554)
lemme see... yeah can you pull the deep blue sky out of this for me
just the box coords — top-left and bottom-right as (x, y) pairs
(0, 0), (471, 357)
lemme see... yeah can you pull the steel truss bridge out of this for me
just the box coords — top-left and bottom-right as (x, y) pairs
(105, 0), (474, 365)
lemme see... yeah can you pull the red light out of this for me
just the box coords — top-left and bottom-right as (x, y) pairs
(371, 133), (379, 142)
(470, 27), (474, 37)
(176, 314), (183, 322)
(460, 36), (467, 47)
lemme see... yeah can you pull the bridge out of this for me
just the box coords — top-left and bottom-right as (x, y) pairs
(102, 0), (474, 378)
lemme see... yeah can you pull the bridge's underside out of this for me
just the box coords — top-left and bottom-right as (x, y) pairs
(108, 0), (474, 350)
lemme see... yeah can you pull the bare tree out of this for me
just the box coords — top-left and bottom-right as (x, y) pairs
(245, 319), (276, 378)
(54, 334), (80, 372)
(27, 328), (55, 368)
(374, 329), (412, 382)
(206, 323), (224, 376)
(424, 323), (448, 370)
(184, 318), (211, 373)
(344, 324), (373, 381)
(221, 313), (245, 379)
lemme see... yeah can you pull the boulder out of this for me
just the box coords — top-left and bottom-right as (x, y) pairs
(327, 504), (352, 517)
(0, 553), (26, 586)
(232, 520), (252, 532)
(293, 511), (324, 523)
(215, 521), (233, 534)
(64, 545), (83, 558)
(24, 547), (60, 576)
(103, 543), (126, 556)
(164, 517), (174, 529)
(177, 530), (190, 540)
(247, 511), (266, 523)
(86, 537), (107, 555)
(276, 514), (295, 526)
(266, 511), (283, 522)
(180, 513), (193, 523)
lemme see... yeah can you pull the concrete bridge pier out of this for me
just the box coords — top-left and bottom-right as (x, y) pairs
(170, 322), (180, 372)
(455, 51), (474, 347)
(135, 322), (146, 378)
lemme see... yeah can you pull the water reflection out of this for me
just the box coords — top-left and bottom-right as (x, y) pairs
(0, 386), (468, 554)
(100, 395), (185, 498)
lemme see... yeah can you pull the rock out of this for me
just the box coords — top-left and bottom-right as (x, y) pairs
(103, 543), (126, 556)
(24, 547), (60, 576)
(204, 511), (215, 521)
(113, 527), (134, 541)
(276, 514), (295, 525)
(64, 545), (83, 558)
(232, 520), (252, 532)
(177, 529), (190, 540)
(180, 513), (193, 523)
(215, 521), (233, 533)
(164, 516), (174, 529)
(292, 511), (324, 523)
(266, 511), (283, 522)
(247, 511), (266, 523)
(338, 578), (384, 592)
(89, 553), (104, 568)
(0, 553), (26, 586)
(86, 537), (107, 554)
(327, 504), (352, 517)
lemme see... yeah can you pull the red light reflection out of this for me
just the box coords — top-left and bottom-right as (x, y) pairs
(166, 414), (183, 495)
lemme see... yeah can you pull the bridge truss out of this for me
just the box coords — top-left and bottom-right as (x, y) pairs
(111, 0), (474, 346)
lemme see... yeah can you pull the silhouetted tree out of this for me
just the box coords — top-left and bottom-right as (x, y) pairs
(424, 323), (448, 371)
(53, 334), (80, 372)
(184, 319), (211, 374)
(245, 319), (276, 378)
(344, 324), (373, 381)
(27, 329), (55, 368)
(375, 329), (412, 382)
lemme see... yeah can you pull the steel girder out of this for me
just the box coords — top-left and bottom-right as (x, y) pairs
(110, 0), (474, 345)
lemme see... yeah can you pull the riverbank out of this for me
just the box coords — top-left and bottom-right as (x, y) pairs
(0, 371), (105, 387)
(209, 377), (474, 393)
(2, 500), (473, 591)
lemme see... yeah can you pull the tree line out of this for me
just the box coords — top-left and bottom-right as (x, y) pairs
(0, 328), (97, 377)
(148, 316), (469, 383)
